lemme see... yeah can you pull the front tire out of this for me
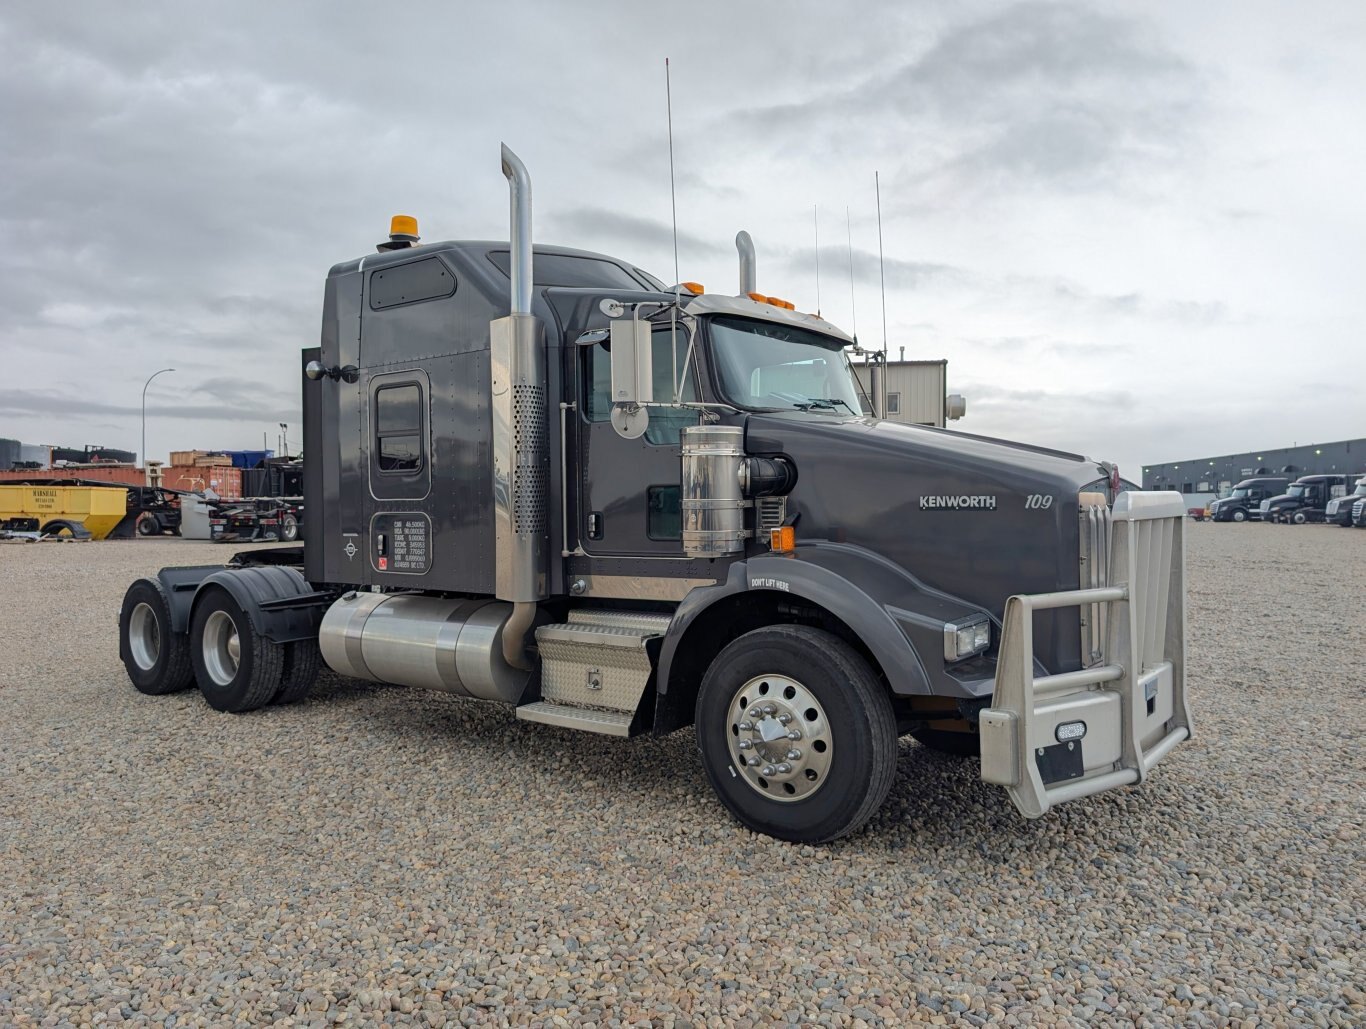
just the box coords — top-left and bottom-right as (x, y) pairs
(1232, 509), (1247, 522)
(695, 625), (897, 844)
(119, 579), (195, 695)
(190, 589), (284, 713)
(279, 513), (299, 543)
(135, 513), (160, 536)
(1292, 511), (1307, 525)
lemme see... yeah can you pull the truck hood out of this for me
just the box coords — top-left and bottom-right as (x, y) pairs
(744, 412), (1108, 668)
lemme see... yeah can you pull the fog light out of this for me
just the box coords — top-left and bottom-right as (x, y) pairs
(943, 616), (991, 662)
(1056, 721), (1087, 742)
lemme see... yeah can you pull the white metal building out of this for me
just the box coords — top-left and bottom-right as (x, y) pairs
(851, 357), (964, 428)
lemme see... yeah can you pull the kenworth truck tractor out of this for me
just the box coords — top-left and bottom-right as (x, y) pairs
(117, 146), (1191, 842)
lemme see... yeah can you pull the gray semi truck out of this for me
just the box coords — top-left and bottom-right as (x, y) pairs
(116, 146), (1191, 842)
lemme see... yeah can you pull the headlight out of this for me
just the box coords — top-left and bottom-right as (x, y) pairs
(944, 616), (991, 662)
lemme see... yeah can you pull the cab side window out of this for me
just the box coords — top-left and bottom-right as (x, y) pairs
(584, 326), (698, 445)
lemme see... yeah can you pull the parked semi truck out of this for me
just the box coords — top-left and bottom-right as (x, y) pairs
(1324, 476), (1366, 527)
(1209, 476), (1289, 522)
(116, 146), (1190, 842)
(1262, 474), (1349, 524)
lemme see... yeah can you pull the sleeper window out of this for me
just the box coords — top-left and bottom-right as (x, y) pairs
(376, 384), (423, 472)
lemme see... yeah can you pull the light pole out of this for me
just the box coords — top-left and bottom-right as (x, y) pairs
(279, 422), (288, 457)
(141, 368), (175, 471)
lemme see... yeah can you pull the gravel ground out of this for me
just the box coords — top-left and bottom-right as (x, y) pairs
(1, 524), (1362, 1028)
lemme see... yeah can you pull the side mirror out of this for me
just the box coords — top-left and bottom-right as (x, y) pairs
(609, 319), (653, 405)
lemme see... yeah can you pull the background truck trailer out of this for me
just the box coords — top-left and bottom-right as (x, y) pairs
(116, 145), (1190, 842)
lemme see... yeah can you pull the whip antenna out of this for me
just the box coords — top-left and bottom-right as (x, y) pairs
(665, 58), (681, 399)
(813, 205), (821, 317)
(846, 205), (857, 341)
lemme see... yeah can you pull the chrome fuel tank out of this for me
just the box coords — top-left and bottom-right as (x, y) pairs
(318, 593), (530, 703)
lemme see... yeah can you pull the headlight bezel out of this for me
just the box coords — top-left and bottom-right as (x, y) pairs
(943, 616), (991, 663)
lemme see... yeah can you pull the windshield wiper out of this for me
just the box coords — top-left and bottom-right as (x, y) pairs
(802, 397), (857, 414)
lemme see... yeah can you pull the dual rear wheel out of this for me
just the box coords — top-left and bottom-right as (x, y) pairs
(119, 581), (320, 712)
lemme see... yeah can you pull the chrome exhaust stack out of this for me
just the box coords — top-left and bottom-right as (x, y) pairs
(491, 144), (548, 669)
(736, 231), (756, 295)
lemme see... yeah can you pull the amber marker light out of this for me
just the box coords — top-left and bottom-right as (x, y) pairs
(681, 281), (706, 294)
(389, 214), (419, 237)
(769, 525), (796, 553)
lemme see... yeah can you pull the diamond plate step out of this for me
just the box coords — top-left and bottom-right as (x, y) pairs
(567, 609), (672, 635)
(534, 618), (659, 714)
(515, 702), (634, 737)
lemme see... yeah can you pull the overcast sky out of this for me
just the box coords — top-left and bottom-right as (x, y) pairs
(2, 1), (1362, 477)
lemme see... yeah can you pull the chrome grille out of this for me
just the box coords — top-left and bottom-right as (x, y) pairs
(1078, 496), (1112, 666)
(756, 496), (787, 534)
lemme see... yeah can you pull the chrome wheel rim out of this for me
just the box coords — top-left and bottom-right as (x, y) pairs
(726, 674), (833, 802)
(202, 610), (241, 686)
(129, 602), (160, 671)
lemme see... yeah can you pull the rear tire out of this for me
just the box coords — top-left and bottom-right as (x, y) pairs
(135, 513), (160, 536)
(273, 639), (321, 704)
(279, 513), (299, 543)
(119, 579), (195, 695)
(190, 589), (284, 713)
(695, 625), (897, 844)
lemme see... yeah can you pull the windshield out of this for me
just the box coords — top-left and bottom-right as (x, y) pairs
(1288, 484), (1307, 497)
(708, 316), (862, 414)
(1230, 488), (1250, 498)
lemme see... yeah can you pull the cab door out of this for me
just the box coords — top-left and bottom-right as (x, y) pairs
(576, 326), (699, 557)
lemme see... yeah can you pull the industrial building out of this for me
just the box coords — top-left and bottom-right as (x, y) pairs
(1143, 438), (1366, 502)
(851, 357), (965, 428)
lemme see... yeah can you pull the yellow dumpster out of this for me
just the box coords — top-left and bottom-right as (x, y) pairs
(0, 485), (130, 540)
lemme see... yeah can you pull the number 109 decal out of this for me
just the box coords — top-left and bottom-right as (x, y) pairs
(1025, 494), (1054, 509)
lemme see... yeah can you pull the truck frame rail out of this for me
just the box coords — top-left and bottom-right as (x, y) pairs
(981, 491), (1191, 818)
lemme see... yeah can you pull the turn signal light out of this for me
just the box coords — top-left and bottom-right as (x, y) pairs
(769, 526), (795, 553)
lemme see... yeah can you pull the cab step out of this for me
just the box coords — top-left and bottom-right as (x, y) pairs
(515, 702), (634, 737)
(523, 610), (668, 729)
(565, 609), (672, 634)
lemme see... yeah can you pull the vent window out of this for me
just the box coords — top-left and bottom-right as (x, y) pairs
(369, 258), (456, 310)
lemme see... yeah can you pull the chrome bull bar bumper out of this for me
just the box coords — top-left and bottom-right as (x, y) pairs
(981, 491), (1191, 818)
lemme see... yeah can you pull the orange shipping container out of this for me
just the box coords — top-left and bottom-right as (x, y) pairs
(0, 466), (145, 488)
(161, 465), (241, 498)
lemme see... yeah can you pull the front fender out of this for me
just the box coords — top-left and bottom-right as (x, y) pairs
(657, 541), (997, 699)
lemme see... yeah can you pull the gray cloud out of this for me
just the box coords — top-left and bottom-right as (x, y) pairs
(1, 383), (298, 424)
(542, 207), (725, 261)
(0, 1), (1360, 479)
(712, 2), (1200, 191)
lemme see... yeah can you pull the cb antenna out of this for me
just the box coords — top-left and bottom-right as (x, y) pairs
(813, 205), (821, 317)
(876, 170), (887, 359)
(846, 205), (857, 342)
